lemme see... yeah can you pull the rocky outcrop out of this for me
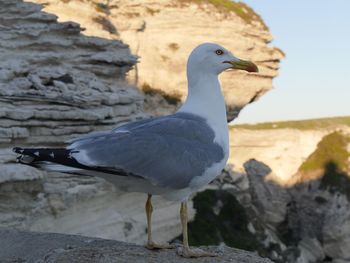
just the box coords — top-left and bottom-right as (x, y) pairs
(0, 170), (190, 245)
(244, 160), (291, 228)
(33, 0), (284, 120)
(232, 128), (350, 263)
(0, 0), (181, 246)
(0, 0), (143, 148)
(0, 228), (273, 263)
(189, 147), (350, 263)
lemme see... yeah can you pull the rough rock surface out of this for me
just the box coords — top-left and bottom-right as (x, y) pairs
(234, 130), (350, 263)
(0, 0), (143, 148)
(194, 157), (350, 262)
(0, 0), (185, 246)
(244, 160), (291, 228)
(33, 0), (284, 120)
(0, 228), (273, 263)
(0, 171), (192, 245)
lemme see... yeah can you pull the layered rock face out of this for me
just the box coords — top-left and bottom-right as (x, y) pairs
(0, 0), (184, 245)
(33, 0), (284, 120)
(0, 0), (143, 148)
(0, 171), (187, 244)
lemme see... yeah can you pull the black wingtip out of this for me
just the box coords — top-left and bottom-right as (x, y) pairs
(13, 147), (23, 154)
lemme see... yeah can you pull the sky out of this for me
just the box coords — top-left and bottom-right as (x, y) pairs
(234, 0), (350, 124)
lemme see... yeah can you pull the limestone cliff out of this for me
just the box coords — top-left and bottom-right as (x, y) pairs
(229, 128), (329, 184)
(0, 0), (143, 148)
(230, 117), (350, 185)
(33, 0), (284, 120)
(0, 0), (183, 246)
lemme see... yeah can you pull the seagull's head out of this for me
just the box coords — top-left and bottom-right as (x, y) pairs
(187, 43), (258, 76)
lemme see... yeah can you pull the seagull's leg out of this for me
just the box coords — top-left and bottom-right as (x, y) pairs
(145, 194), (175, 250)
(177, 201), (217, 258)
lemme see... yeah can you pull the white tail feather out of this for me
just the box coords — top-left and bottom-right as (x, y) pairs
(35, 162), (81, 173)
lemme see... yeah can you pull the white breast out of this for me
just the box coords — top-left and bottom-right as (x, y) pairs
(165, 70), (230, 201)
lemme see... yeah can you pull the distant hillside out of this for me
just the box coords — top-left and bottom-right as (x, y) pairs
(229, 116), (350, 184)
(232, 116), (350, 130)
(290, 130), (350, 186)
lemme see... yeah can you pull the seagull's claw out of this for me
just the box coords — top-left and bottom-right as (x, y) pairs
(145, 241), (175, 250)
(176, 247), (218, 258)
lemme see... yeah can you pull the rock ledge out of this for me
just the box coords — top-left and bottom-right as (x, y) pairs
(0, 228), (272, 263)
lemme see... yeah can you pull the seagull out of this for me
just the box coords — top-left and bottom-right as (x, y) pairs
(13, 43), (258, 258)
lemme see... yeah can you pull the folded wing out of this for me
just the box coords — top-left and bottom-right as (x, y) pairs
(69, 113), (224, 189)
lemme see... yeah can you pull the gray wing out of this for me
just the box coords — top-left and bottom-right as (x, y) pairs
(68, 118), (153, 146)
(69, 113), (224, 189)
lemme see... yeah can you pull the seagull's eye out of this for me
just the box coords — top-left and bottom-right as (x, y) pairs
(215, 49), (224, 55)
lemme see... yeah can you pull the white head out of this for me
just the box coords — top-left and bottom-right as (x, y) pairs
(180, 43), (258, 122)
(187, 43), (258, 78)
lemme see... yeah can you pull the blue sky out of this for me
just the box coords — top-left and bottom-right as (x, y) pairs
(235, 0), (350, 124)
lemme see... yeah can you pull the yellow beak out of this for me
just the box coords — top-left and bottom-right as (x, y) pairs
(226, 59), (259, 73)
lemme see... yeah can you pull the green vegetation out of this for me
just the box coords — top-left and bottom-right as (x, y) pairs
(232, 116), (350, 131)
(183, 189), (260, 251)
(180, 0), (268, 30)
(141, 83), (182, 105)
(296, 131), (350, 198)
(299, 132), (349, 173)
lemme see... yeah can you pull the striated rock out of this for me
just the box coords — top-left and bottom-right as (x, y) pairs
(0, 164), (44, 184)
(0, 227), (273, 263)
(0, 169), (190, 245)
(0, 0), (143, 148)
(33, 0), (284, 121)
(0, 0), (179, 246)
